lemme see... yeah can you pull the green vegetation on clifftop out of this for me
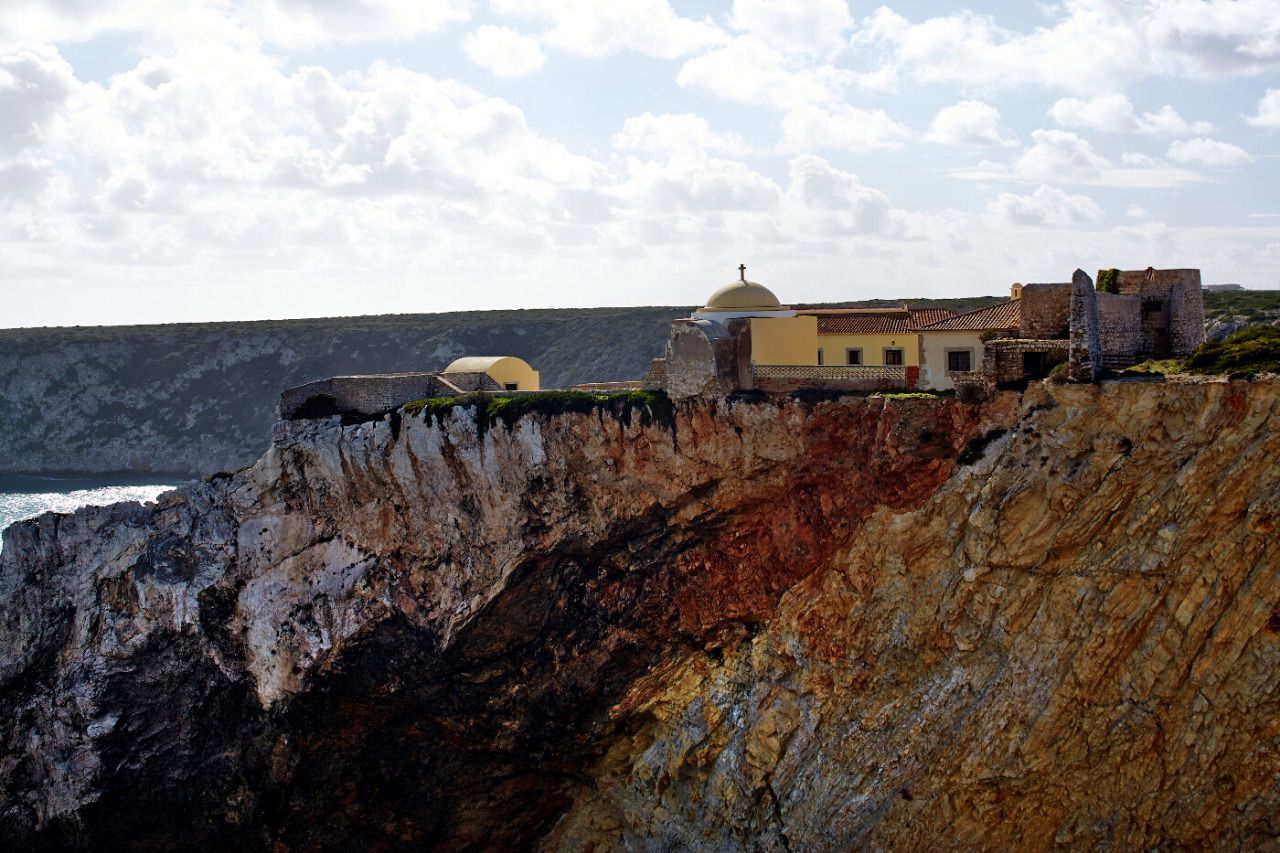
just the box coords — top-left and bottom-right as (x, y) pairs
(1184, 326), (1280, 378)
(404, 390), (676, 438)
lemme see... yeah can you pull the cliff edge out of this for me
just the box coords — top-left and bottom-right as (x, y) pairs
(1, 381), (1278, 849)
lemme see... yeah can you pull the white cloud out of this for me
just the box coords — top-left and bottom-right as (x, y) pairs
(614, 152), (778, 213)
(781, 102), (911, 153)
(1049, 94), (1214, 136)
(786, 154), (891, 235)
(925, 100), (1014, 147)
(0, 45), (75, 155)
(988, 184), (1104, 226)
(1167, 137), (1254, 167)
(0, 0), (474, 50)
(953, 129), (1209, 189)
(730, 0), (852, 55)
(491, 0), (723, 59)
(1015, 129), (1109, 182)
(1245, 88), (1280, 129)
(850, 1), (1280, 95)
(1144, 0), (1280, 77)
(677, 35), (847, 108)
(464, 25), (545, 78)
(849, 4), (1145, 94)
(612, 113), (748, 157)
(243, 0), (475, 48)
(1121, 151), (1161, 168)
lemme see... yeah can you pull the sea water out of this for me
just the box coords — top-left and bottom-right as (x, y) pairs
(0, 475), (189, 540)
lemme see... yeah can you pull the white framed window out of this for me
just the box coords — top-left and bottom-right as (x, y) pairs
(883, 348), (904, 366)
(846, 348), (862, 365)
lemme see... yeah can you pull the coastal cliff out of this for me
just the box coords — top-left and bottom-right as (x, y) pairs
(2, 380), (1278, 849)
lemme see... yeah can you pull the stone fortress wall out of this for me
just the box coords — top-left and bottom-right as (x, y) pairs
(1095, 292), (1144, 369)
(1018, 283), (1072, 339)
(279, 372), (500, 420)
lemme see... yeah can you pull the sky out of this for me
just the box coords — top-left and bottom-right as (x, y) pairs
(1, 1), (1278, 327)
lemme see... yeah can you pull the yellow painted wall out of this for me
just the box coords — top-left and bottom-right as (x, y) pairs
(485, 357), (541, 391)
(919, 332), (984, 391)
(816, 333), (920, 367)
(749, 316), (819, 365)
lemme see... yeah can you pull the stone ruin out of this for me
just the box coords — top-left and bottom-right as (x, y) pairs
(982, 266), (1205, 386)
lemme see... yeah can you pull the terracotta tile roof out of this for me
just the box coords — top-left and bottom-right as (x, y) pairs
(798, 306), (959, 335)
(918, 300), (1021, 332)
(908, 308), (960, 327)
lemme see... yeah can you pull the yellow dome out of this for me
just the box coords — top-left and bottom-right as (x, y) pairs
(702, 279), (785, 312)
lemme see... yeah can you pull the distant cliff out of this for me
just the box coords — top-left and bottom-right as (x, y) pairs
(0, 307), (679, 476)
(2, 379), (1278, 849)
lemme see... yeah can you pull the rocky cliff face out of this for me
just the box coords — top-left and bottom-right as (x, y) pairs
(2, 380), (1278, 850)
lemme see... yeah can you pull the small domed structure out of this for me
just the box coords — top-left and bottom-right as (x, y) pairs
(702, 279), (785, 312)
(693, 265), (795, 321)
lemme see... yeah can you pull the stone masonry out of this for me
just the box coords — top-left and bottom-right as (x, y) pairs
(1018, 283), (1072, 339)
(1068, 270), (1102, 382)
(663, 318), (752, 400)
(994, 267), (1205, 385)
(279, 372), (500, 420)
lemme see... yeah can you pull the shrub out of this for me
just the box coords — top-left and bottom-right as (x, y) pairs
(1096, 268), (1120, 294)
(1184, 324), (1280, 378)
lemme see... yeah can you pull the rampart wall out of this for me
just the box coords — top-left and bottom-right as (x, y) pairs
(279, 373), (469, 419)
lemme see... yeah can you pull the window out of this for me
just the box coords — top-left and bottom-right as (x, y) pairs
(883, 348), (904, 366)
(846, 348), (862, 365)
(504, 382), (519, 391)
(817, 348), (824, 365)
(1143, 299), (1163, 314)
(947, 350), (972, 372)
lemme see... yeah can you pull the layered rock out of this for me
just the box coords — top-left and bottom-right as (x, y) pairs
(2, 380), (1278, 850)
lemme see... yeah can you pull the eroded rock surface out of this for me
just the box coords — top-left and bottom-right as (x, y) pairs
(2, 382), (1278, 850)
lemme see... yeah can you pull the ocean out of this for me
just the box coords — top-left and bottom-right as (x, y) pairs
(0, 475), (189, 541)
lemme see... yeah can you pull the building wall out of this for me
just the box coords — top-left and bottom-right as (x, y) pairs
(749, 315), (819, 365)
(816, 333), (920, 367)
(919, 331), (985, 391)
(1019, 283), (1072, 339)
